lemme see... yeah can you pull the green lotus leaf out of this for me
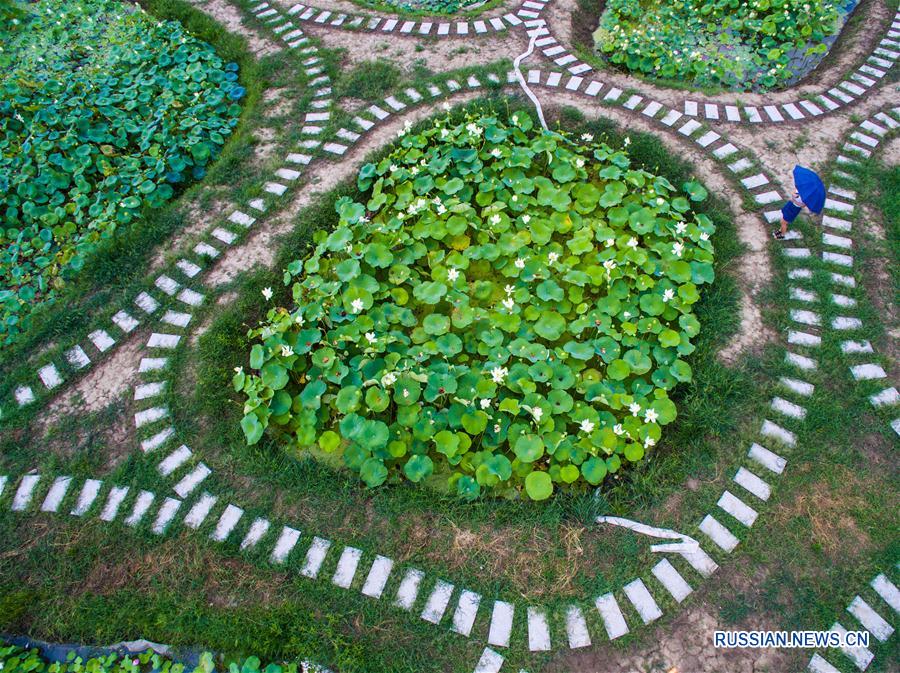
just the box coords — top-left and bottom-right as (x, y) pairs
(404, 454), (434, 483)
(524, 471), (553, 500)
(514, 433), (544, 463)
(360, 458), (388, 487)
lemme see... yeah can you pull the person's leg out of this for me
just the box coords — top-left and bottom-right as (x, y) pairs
(774, 202), (801, 240)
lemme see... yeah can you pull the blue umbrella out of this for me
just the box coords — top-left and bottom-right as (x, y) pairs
(792, 165), (826, 214)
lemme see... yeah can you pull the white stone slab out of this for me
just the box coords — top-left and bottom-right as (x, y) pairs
(158, 445), (191, 476)
(65, 346), (91, 370)
(624, 578), (662, 623)
(678, 120), (701, 136)
(717, 490), (758, 527)
(40, 476), (72, 512)
(472, 648), (504, 673)
(595, 593), (629, 639)
(14, 386), (35, 406)
(487, 600), (515, 648)
(270, 526), (302, 564)
(134, 381), (165, 401)
(300, 536), (332, 578)
(177, 288), (203, 307)
(847, 596), (894, 641)
(239, 517), (270, 549)
(565, 605), (591, 648)
(699, 514), (739, 552)
(660, 110), (683, 127)
(89, 330), (115, 352)
(741, 173), (769, 189)
(678, 545), (719, 578)
(850, 363), (886, 380)
(152, 497), (181, 534)
(136, 407), (169, 430)
(786, 351), (817, 370)
(141, 426), (174, 452)
(831, 293), (856, 308)
(147, 333), (180, 349)
(807, 653), (841, 673)
(790, 309), (821, 326)
(829, 621), (874, 670)
(790, 287), (817, 303)
(421, 579), (455, 624)
(871, 574), (900, 613)
(760, 419), (796, 446)
(38, 364), (63, 389)
(99, 486), (129, 521)
(71, 479), (102, 515)
(332, 546), (363, 589)
(361, 555), (394, 599)
(125, 490), (155, 526)
(771, 397), (806, 420)
(211, 504), (244, 542)
(11, 474), (40, 511)
(173, 463), (210, 498)
(733, 467), (771, 501)
(780, 377), (814, 397)
(111, 310), (139, 333)
(870, 387), (899, 407)
(394, 567), (425, 610)
(748, 443), (786, 474)
(135, 291), (159, 314)
(525, 607), (551, 652)
(184, 493), (217, 529)
(650, 558), (692, 602)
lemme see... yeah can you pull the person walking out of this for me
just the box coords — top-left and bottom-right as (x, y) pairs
(772, 165), (826, 240)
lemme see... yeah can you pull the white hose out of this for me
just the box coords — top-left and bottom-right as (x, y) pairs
(512, 27), (549, 132)
(596, 515), (701, 554)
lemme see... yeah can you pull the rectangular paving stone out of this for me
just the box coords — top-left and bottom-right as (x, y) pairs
(141, 427), (174, 453)
(138, 357), (168, 373)
(725, 105), (741, 121)
(623, 94), (642, 110)
(695, 131), (720, 148)
(565, 76), (584, 91)
(603, 87), (622, 101)
(779, 377), (814, 397)
(38, 364), (62, 390)
(771, 396), (807, 420)
(786, 351), (817, 371)
(472, 649), (504, 673)
(332, 546), (363, 589)
(755, 190), (782, 205)
(212, 228), (236, 245)
(788, 331), (821, 347)
(65, 345), (91, 370)
(450, 589), (481, 637)
(684, 100), (698, 116)
(158, 445), (191, 476)
(823, 215), (852, 231)
(421, 579), (455, 624)
(745, 106), (762, 122)
(162, 311), (191, 328)
(124, 490), (155, 526)
(40, 476), (72, 512)
(717, 490), (758, 527)
(789, 287), (817, 302)
(733, 467), (771, 501)
(264, 182), (287, 196)
(807, 653), (841, 673)
(211, 504), (244, 542)
(841, 340), (873, 354)
(239, 517), (270, 549)
(148, 333), (181, 349)
(274, 168), (301, 181)
(760, 419), (796, 447)
(624, 578), (663, 623)
(823, 251), (853, 267)
(89, 329), (115, 352)
(565, 605), (591, 648)
(270, 526), (302, 564)
(870, 387), (899, 407)
(111, 310), (139, 333)
(134, 406), (168, 428)
(783, 102), (804, 120)
(764, 105), (784, 122)
(830, 621), (874, 670)
(741, 173), (769, 189)
(704, 103), (719, 120)
(173, 463), (210, 498)
(851, 363), (886, 380)
(394, 567), (425, 610)
(712, 143), (738, 159)
(699, 514), (739, 552)
(847, 596), (894, 641)
(487, 600), (514, 648)
(831, 272), (856, 287)
(678, 545), (719, 578)
(178, 288), (203, 306)
(184, 493), (217, 529)
(176, 259), (201, 278)
(71, 479), (102, 516)
(641, 101), (662, 117)
(300, 536), (332, 578)
(527, 607), (551, 651)
(799, 100), (823, 116)
(788, 268), (813, 279)
(152, 497), (181, 535)
(99, 486), (129, 521)
(595, 593), (629, 639)
(832, 316), (863, 330)
(651, 558), (693, 602)
(361, 555), (394, 599)
(833, 292), (858, 306)
(871, 574), (900, 613)
(728, 158), (752, 173)
(790, 309), (820, 326)
(749, 443), (786, 474)
(677, 119), (701, 136)
(660, 110), (683, 127)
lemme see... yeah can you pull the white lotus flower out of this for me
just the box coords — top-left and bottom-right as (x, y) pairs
(605, 238), (615, 247)
(531, 407), (543, 422)
(294, 313), (305, 325)
(522, 214), (531, 224)
(493, 423), (501, 433)
(656, 197), (665, 206)
(515, 258), (525, 269)
(579, 419), (595, 433)
(262, 287), (273, 300)
(613, 423), (625, 436)
(491, 148), (502, 158)
(442, 102), (451, 111)
(581, 133), (594, 141)
(627, 237), (638, 248)
(623, 136), (631, 146)
(548, 252), (559, 264)
(644, 437), (656, 448)
(672, 242), (684, 257)
(700, 232), (710, 241)
(663, 288), (675, 302)
(351, 298), (364, 313)
(645, 408), (658, 423)
(234, 366), (243, 374)
(504, 284), (515, 295)
(382, 372), (397, 386)
(623, 311), (631, 318)
(490, 214), (501, 225)
(502, 297), (515, 310)
(403, 389), (410, 398)
(629, 402), (641, 415)
(480, 398), (491, 409)
(576, 158), (585, 168)
(281, 345), (294, 357)
(490, 366), (508, 383)
(365, 332), (377, 344)
(603, 259), (617, 271)
(447, 268), (459, 281)
(675, 222), (687, 234)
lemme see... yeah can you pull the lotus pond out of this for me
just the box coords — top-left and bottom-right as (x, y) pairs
(0, 0), (243, 348)
(593, 0), (844, 90)
(236, 110), (717, 501)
